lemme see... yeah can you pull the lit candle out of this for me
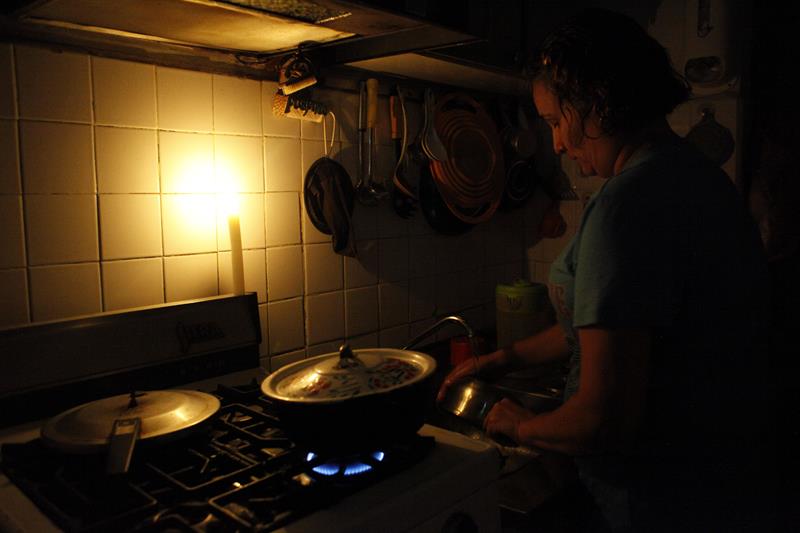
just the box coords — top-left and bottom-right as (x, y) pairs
(228, 212), (245, 295)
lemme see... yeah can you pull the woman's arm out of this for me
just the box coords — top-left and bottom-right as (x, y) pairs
(484, 326), (650, 455)
(438, 324), (570, 402)
(500, 323), (572, 369)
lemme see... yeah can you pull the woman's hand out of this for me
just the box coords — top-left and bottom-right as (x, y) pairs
(483, 398), (536, 444)
(436, 356), (481, 403)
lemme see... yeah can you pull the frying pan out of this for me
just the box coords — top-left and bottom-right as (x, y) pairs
(430, 93), (506, 218)
(303, 155), (357, 257)
(685, 107), (735, 166)
(419, 161), (474, 236)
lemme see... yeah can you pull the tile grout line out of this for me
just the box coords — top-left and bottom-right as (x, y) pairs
(89, 55), (105, 314)
(153, 64), (168, 306)
(10, 44), (33, 325)
(211, 73), (221, 299)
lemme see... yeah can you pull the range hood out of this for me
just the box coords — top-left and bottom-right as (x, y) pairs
(1, 0), (527, 94)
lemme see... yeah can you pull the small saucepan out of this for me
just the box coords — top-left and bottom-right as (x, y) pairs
(41, 390), (221, 474)
(260, 344), (437, 452)
(437, 377), (561, 445)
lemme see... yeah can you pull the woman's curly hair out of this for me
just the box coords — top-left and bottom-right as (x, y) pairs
(531, 8), (690, 138)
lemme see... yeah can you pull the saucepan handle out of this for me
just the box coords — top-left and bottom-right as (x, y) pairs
(106, 417), (141, 475)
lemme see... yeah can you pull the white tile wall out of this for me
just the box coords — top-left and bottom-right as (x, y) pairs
(266, 245), (303, 301)
(376, 205), (409, 239)
(344, 240), (378, 288)
(265, 192), (301, 246)
(257, 304), (269, 357)
(0, 42), (535, 369)
(217, 194), (265, 250)
(20, 121), (94, 193)
(213, 75), (261, 136)
(409, 276), (436, 322)
(301, 205), (329, 245)
(264, 137), (301, 192)
(163, 253), (217, 302)
(306, 291), (344, 345)
(267, 298), (304, 354)
(25, 194), (98, 265)
(345, 286), (379, 338)
(215, 135), (263, 192)
(304, 243), (343, 294)
(29, 263), (101, 321)
(15, 45), (91, 122)
(99, 194), (162, 260)
(435, 273), (461, 315)
(242, 249), (267, 303)
(306, 340), (342, 358)
(300, 139), (325, 179)
(0, 269), (28, 326)
(409, 236), (436, 279)
(0, 195), (24, 268)
(159, 131), (215, 193)
(350, 332), (379, 349)
(162, 194), (217, 255)
(0, 45), (15, 119)
(379, 237), (409, 282)
(380, 324), (410, 348)
(95, 127), (159, 193)
(156, 67), (212, 132)
(269, 349), (305, 372)
(102, 258), (164, 311)
(349, 202), (378, 241)
(379, 281), (409, 329)
(0, 119), (20, 193)
(218, 249), (267, 303)
(92, 57), (156, 128)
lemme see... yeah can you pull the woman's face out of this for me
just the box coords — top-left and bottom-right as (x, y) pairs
(532, 80), (613, 179)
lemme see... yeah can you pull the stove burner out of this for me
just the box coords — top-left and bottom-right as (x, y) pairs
(145, 440), (259, 492)
(305, 450), (386, 478)
(0, 386), (435, 533)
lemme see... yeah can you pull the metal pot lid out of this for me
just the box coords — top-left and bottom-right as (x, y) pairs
(41, 390), (220, 452)
(262, 344), (436, 403)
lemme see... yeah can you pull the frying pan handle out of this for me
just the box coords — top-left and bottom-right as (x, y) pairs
(106, 417), (141, 475)
(358, 81), (367, 132)
(366, 78), (379, 129)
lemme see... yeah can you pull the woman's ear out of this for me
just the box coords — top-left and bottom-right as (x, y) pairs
(582, 105), (605, 140)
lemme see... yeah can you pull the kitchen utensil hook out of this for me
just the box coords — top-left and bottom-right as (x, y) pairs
(322, 110), (336, 157)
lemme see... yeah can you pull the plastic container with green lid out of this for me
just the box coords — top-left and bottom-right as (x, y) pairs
(496, 280), (553, 348)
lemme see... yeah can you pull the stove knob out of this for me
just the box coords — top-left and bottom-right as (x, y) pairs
(441, 512), (478, 533)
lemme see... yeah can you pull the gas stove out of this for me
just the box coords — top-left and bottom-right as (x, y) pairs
(0, 295), (501, 532)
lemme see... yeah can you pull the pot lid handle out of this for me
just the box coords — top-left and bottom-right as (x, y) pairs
(335, 343), (361, 369)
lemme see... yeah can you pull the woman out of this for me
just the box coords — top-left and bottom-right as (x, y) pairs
(439, 9), (773, 532)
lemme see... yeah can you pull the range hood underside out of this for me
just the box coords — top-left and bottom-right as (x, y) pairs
(1, 0), (526, 94)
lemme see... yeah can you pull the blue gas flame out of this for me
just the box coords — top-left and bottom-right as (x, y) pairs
(343, 462), (372, 476)
(312, 463), (340, 476)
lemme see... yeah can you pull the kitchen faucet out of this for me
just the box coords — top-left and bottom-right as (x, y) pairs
(402, 315), (475, 352)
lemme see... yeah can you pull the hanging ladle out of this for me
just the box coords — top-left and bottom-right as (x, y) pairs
(355, 80), (381, 206)
(421, 88), (448, 162)
(365, 78), (389, 201)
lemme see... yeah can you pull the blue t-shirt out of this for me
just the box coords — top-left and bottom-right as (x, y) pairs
(548, 139), (770, 529)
